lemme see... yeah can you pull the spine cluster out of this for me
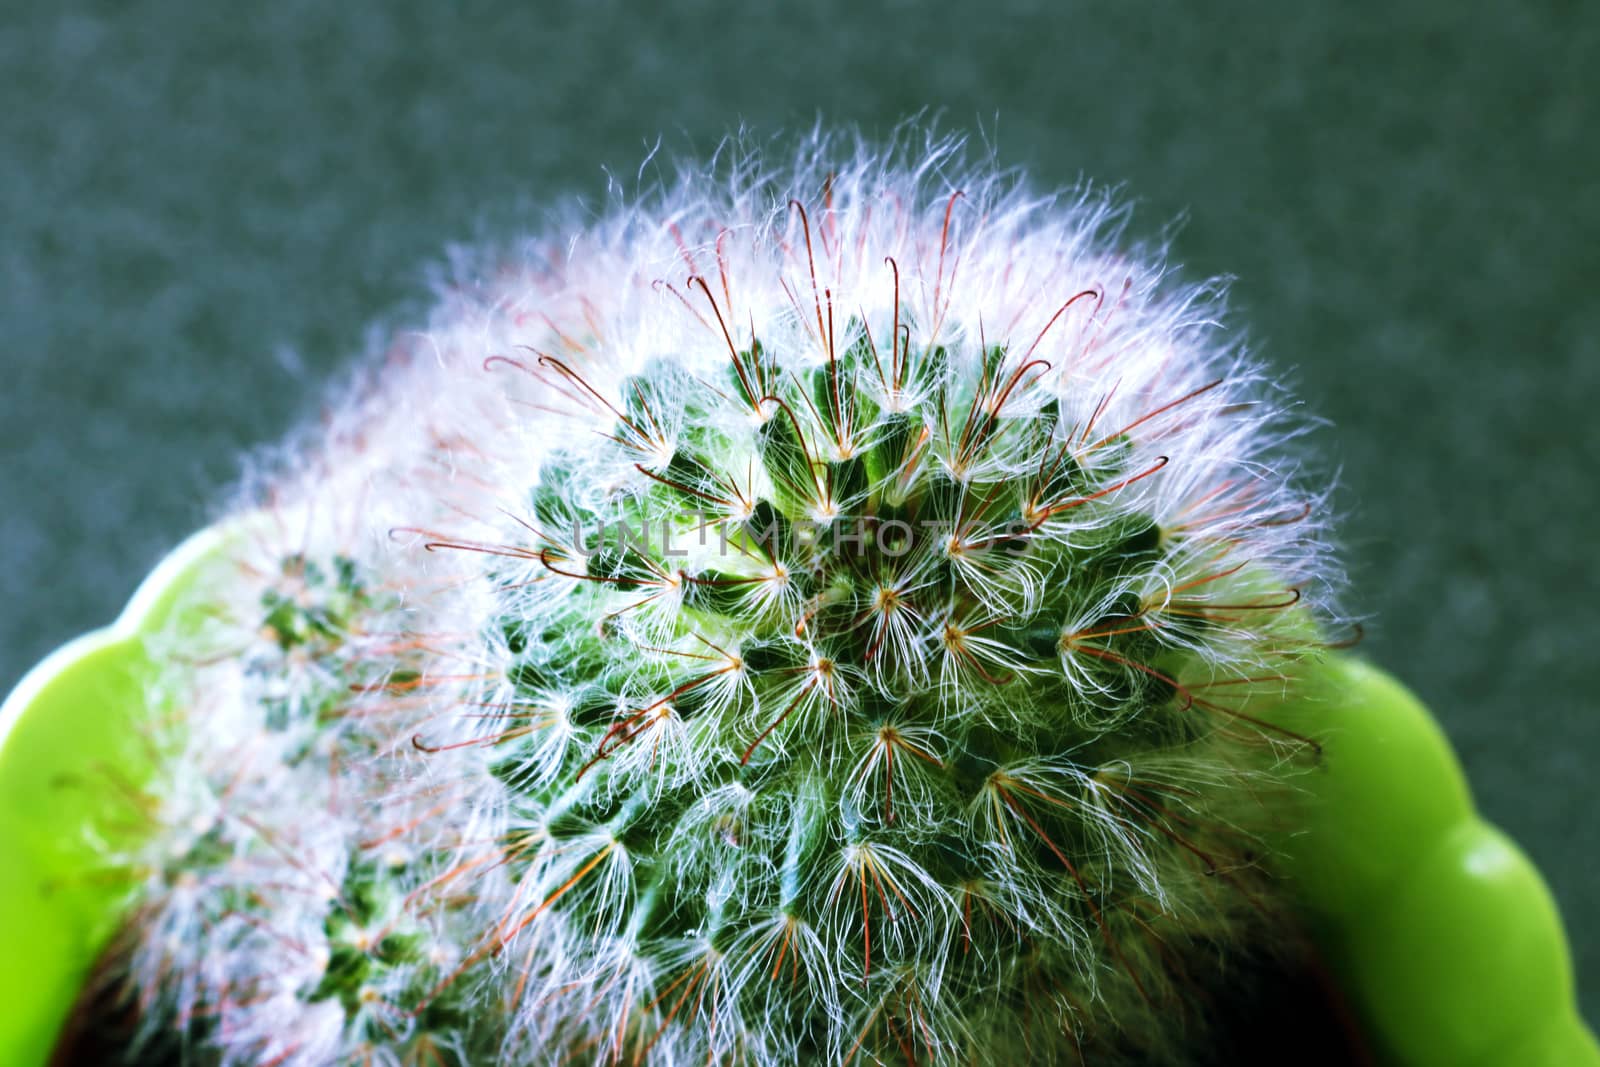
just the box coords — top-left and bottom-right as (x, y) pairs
(112, 136), (1339, 1066)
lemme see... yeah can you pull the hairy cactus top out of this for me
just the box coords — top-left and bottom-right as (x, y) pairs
(112, 135), (1340, 1066)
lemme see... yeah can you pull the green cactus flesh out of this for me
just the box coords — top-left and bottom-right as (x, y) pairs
(446, 341), (1308, 1063)
(111, 156), (1336, 1067)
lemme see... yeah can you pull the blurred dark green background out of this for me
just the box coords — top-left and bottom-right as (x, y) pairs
(4, 0), (1594, 1023)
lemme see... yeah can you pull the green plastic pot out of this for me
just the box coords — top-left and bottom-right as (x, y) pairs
(1, 525), (1595, 1066)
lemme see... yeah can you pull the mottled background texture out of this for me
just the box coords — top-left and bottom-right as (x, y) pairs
(3, 0), (1594, 1024)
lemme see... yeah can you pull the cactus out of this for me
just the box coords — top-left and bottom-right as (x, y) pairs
(108, 134), (1340, 1065)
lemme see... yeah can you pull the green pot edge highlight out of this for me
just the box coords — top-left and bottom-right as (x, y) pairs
(1261, 655), (1598, 1067)
(0, 522), (239, 1066)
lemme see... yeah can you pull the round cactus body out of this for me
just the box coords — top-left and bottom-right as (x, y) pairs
(112, 136), (1339, 1066)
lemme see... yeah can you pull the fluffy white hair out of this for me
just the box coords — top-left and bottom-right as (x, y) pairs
(117, 129), (1341, 1066)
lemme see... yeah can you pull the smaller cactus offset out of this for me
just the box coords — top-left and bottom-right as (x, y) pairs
(108, 134), (1341, 1065)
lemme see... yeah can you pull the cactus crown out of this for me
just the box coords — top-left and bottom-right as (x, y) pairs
(115, 136), (1337, 1066)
